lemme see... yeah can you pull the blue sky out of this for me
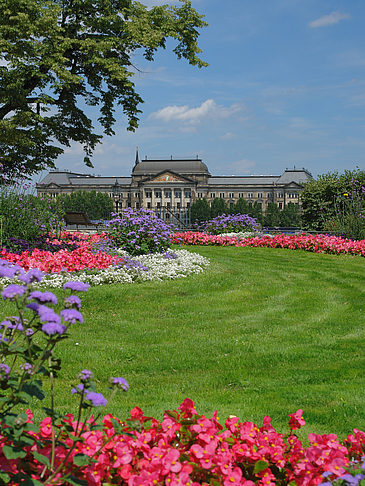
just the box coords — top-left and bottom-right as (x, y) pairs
(50, 0), (365, 180)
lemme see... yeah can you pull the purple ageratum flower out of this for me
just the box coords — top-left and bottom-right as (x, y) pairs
(71, 383), (86, 394)
(28, 291), (58, 305)
(60, 309), (83, 324)
(20, 362), (33, 374)
(41, 322), (66, 336)
(63, 281), (90, 292)
(85, 391), (107, 407)
(65, 295), (82, 309)
(25, 328), (34, 336)
(0, 317), (24, 332)
(2, 284), (26, 300)
(0, 363), (11, 379)
(0, 264), (24, 280)
(111, 377), (129, 391)
(78, 369), (93, 381)
(18, 268), (43, 284)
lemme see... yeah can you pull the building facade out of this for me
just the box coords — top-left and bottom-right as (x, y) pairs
(37, 154), (312, 213)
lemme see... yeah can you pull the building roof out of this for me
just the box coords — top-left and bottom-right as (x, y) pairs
(37, 172), (131, 187)
(276, 168), (312, 185)
(208, 176), (279, 185)
(132, 159), (210, 176)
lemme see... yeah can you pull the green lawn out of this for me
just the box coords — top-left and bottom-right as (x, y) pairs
(6, 245), (365, 438)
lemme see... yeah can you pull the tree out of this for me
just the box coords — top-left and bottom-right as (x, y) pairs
(264, 202), (281, 227)
(61, 190), (113, 220)
(280, 202), (301, 227)
(300, 169), (365, 230)
(0, 0), (207, 177)
(190, 198), (211, 224)
(232, 197), (249, 215)
(210, 197), (228, 218)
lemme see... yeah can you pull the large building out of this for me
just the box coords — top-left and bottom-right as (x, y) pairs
(37, 153), (312, 213)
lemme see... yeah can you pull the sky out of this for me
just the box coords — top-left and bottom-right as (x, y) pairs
(46, 0), (365, 181)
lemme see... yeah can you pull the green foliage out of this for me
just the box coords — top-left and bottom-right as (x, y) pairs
(247, 201), (263, 225)
(0, 0), (208, 176)
(264, 202), (281, 227)
(189, 198), (211, 223)
(210, 197), (228, 218)
(300, 169), (365, 234)
(232, 198), (250, 215)
(61, 190), (114, 220)
(280, 202), (301, 227)
(0, 184), (64, 248)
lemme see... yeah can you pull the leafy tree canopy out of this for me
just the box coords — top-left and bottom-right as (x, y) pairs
(0, 0), (207, 177)
(190, 197), (210, 224)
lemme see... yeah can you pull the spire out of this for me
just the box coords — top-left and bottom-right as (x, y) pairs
(134, 147), (140, 167)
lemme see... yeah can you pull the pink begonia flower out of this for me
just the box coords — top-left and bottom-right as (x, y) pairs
(288, 409), (306, 430)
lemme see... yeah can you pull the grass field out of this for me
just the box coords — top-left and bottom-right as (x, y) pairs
(5, 245), (365, 438)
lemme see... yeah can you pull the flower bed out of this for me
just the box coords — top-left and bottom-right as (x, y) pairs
(0, 232), (210, 287)
(0, 400), (364, 485)
(173, 232), (365, 257)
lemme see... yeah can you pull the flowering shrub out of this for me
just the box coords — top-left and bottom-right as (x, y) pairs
(105, 208), (175, 255)
(196, 213), (260, 235)
(173, 232), (365, 257)
(0, 267), (129, 485)
(0, 399), (363, 485)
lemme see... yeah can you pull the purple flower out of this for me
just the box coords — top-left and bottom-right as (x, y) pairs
(26, 328), (34, 336)
(20, 362), (33, 374)
(78, 369), (93, 381)
(60, 309), (83, 324)
(0, 265), (24, 279)
(71, 383), (86, 394)
(111, 377), (129, 391)
(2, 284), (26, 300)
(0, 317), (24, 332)
(29, 291), (58, 305)
(0, 363), (11, 378)
(41, 322), (66, 335)
(63, 281), (90, 292)
(65, 295), (81, 309)
(19, 268), (43, 284)
(85, 391), (107, 407)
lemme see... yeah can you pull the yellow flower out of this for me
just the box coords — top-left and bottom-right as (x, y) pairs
(343, 193), (349, 196)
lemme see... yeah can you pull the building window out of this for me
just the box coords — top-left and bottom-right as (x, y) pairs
(184, 190), (191, 198)
(177, 202), (181, 209)
(197, 192), (204, 198)
(277, 192), (283, 198)
(155, 190), (162, 198)
(145, 190), (152, 198)
(257, 192), (263, 198)
(219, 193), (225, 198)
(288, 192), (298, 198)
(156, 202), (161, 208)
(136, 202), (140, 209)
(238, 193), (244, 198)
(174, 190), (182, 198)
(187, 202), (190, 208)
(134, 192), (139, 198)
(279, 202), (283, 209)
(167, 202), (171, 208)
(147, 202), (151, 209)
(267, 192), (273, 198)
(248, 193), (253, 198)
(210, 192), (216, 198)
(228, 193), (234, 199)
(164, 190), (172, 198)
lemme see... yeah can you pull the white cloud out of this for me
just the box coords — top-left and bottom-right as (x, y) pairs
(308, 11), (350, 28)
(150, 99), (244, 124)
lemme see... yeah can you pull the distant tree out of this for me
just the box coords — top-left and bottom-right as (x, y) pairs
(61, 190), (113, 220)
(232, 198), (250, 215)
(247, 201), (263, 225)
(280, 202), (301, 227)
(0, 0), (207, 177)
(264, 202), (281, 227)
(190, 198), (211, 224)
(210, 197), (228, 218)
(300, 169), (365, 230)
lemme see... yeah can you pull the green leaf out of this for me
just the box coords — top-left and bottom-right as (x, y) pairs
(253, 460), (269, 474)
(2, 444), (27, 459)
(110, 417), (122, 434)
(32, 451), (51, 468)
(73, 453), (91, 467)
(65, 474), (88, 486)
